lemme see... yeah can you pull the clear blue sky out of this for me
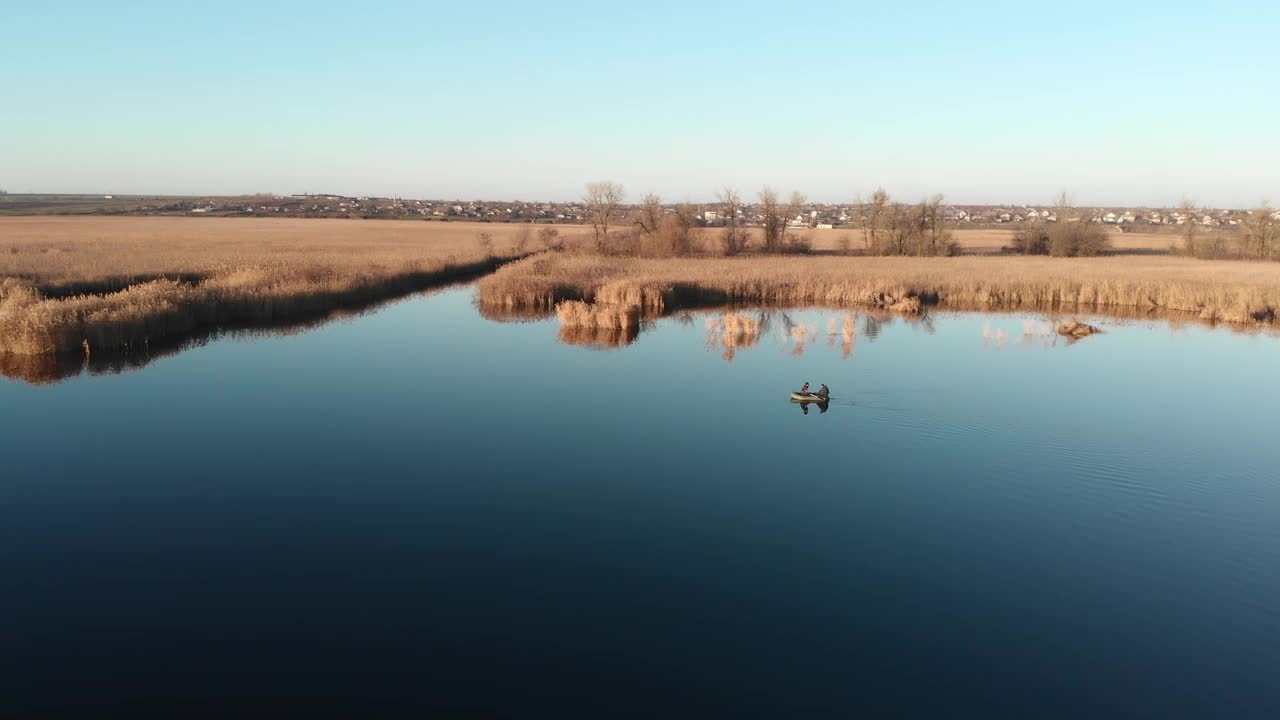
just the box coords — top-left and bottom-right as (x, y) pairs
(3, 0), (1277, 206)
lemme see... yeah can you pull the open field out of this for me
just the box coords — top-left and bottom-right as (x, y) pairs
(0, 216), (1172, 293)
(0, 216), (594, 356)
(0, 194), (200, 216)
(800, 226), (1175, 255)
(0, 216), (582, 292)
(480, 253), (1280, 327)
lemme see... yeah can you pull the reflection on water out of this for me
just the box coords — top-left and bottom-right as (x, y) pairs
(698, 308), (948, 363)
(704, 312), (763, 361)
(796, 399), (828, 415)
(5, 284), (1280, 716)
(0, 283), (471, 384)
(556, 323), (639, 350)
(8, 280), (1280, 386)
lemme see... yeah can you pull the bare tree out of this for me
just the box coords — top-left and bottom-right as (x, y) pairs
(1179, 198), (1202, 257)
(760, 187), (783, 253)
(759, 187), (805, 253)
(915, 194), (954, 256)
(784, 191), (809, 252)
(716, 187), (746, 255)
(667, 203), (702, 256)
(1241, 204), (1278, 260)
(584, 180), (625, 254)
(632, 192), (665, 256)
(537, 226), (563, 251)
(861, 188), (891, 253)
(634, 192), (663, 235)
(1044, 193), (1109, 257)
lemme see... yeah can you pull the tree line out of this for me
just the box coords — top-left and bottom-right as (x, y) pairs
(488, 181), (1278, 262)
(578, 181), (959, 258)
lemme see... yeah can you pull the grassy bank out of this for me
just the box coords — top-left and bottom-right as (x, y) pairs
(0, 216), (599, 357)
(479, 254), (1280, 326)
(0, 256), (518, 356)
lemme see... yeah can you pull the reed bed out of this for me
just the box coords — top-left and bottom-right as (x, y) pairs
(479, 254), (1280, 327)
(0, 257), (513, 355)
(0, 216), (601, 356)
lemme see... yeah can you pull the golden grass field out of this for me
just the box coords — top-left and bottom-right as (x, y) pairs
(0, 216), (1273, 363)
(801, 226), (1175, 255)
(0, 216), (1172, 290)
(0, 216), (586, 291)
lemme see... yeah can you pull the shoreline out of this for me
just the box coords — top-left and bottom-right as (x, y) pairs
(478, 254), (1280, 329)
(0, 256), (519, 359)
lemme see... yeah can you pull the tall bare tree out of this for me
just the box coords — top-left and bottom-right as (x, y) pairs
(634, 192), (663, 237)
(717, 187), (746, 255)
(1179, 198), (1202, 256)
(633, 192), (665, 257)
(667, 203), (702, 256)
(861, 188), (891, 253)
(759, 187), (784, 253)
(916, 194), (953, 256)
(583, 180), (625, 254)
(759, 187), (806, 253)
(1241, 204), (1278, 259)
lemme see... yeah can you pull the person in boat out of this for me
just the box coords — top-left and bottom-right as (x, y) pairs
(800, 382), (810, 394)
(818, 383), (829, 398)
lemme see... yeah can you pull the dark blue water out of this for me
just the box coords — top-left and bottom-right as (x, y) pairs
(4, 286), (1279, 717)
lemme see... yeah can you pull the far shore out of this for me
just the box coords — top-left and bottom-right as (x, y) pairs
(2, 216), (1277, 363)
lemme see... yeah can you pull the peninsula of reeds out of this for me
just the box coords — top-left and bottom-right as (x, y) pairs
(0, 216), (591, 356)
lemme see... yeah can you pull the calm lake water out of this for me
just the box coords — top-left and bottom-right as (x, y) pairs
(4, 285), (1280, 717)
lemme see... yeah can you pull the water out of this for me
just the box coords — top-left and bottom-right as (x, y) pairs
(4, 286), (1279, 717)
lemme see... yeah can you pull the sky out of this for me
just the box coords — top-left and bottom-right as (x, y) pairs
(2, 0), (1277, 206)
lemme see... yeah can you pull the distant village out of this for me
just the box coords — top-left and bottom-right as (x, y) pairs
(13, 193), (1277, 229)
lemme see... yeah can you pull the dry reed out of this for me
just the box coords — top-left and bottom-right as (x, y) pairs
(479, 254), (1280, 328)
(0, 216), (598, 356)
